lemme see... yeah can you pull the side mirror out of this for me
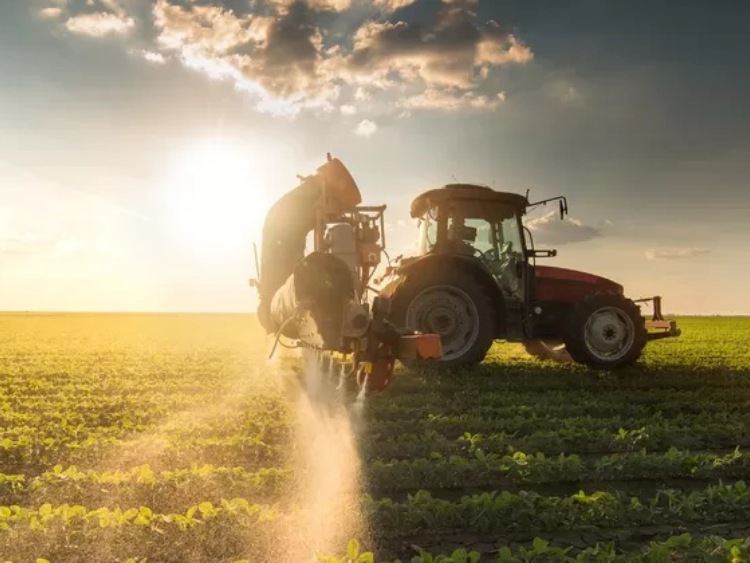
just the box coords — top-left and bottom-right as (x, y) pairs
(460, 226), (478, 242)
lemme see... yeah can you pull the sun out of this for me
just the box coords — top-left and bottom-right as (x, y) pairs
(160, 138), (272, 257)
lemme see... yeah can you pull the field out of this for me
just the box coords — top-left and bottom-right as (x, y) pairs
(2, 314), (750, 562)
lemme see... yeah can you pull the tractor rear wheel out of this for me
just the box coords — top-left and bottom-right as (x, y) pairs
(390, 270), (495, 368)
(523, 339), (572, 363)
(563, 292), (647, 369)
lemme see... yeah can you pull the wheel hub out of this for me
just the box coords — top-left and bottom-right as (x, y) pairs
(406, 285), (479, 361)
(584, 307), (635, 361)
(425, 307), (457, 335)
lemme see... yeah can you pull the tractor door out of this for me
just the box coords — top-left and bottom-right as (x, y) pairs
(494, 213), (527, 338)
(444, 202), (528, 339)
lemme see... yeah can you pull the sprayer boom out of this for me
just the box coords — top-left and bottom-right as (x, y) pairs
(254, 155), (441, 392)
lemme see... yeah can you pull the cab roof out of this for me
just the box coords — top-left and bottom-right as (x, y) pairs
(410, 184), (529, 218)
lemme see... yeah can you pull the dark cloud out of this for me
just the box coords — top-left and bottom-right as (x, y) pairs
(236, 1), (323, 97)
(345, 0), (531, 89)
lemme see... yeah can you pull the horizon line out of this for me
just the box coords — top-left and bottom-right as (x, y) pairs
(0, 310), (749, 318)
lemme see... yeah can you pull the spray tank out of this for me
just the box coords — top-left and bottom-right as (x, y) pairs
(251, 155), (441, 392)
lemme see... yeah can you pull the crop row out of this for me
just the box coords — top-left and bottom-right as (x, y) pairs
(3, 481), (750, 537)
(0, 464), (293, 511)
(366, 394), (750, 423)
(366, 447), (750, 492)
(322, 534), (750, 563)
(370, 384), (750, 411)
(365, 481), (750, 535)
(0, 386), (286, 420)
(0, 449), (750, 507)
(368, 386), (750, 415)
(4, 447), (748, 504)
(386, 366), (750, 395)
(363, 420), (749, 461)
(369, 409), (750, 438)
(0, 432), (284, 474)
(0, 415), (293, 446)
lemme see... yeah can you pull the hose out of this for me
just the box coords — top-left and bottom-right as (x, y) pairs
(268, 315), (298, 360)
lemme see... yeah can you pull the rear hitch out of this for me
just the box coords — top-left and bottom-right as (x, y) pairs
(634, 296), (681, 341)
(354, 296), (441, 392)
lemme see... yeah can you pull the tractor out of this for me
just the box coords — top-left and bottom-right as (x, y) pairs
(378, 183), (680, 370)
(251, 155), (680, 391)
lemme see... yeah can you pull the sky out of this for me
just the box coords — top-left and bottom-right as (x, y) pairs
(1, 0), (748, 314)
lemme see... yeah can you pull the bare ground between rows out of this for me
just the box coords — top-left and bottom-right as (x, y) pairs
(372, 520), (750, 562)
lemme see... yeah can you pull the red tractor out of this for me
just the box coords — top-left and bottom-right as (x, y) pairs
(379, 183), (681, 369)
(252, 156), (680, 392)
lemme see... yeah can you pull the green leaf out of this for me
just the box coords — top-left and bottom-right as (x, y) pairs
(347, 539), (360, 560)
(123, 508), (138, 520)
(497, 546), (513, 561)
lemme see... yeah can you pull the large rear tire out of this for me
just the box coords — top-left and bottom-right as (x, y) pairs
(390, 270), (495, 368)
(563, 292), (647, 369)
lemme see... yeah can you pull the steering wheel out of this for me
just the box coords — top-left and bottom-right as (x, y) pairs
(480, 248), (499, 262)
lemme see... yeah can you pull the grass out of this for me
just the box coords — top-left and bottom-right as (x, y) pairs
(1, 315), (750, 562)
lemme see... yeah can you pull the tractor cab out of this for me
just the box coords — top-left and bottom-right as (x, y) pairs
(412, 184), (531, 316)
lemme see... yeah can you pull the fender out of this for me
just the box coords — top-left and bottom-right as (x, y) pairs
(380, 253), (506, 336)
(534, 265), (623, 304)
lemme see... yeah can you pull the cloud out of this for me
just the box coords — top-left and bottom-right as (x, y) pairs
(402, 87), (505, 110)
(341, 0), (532, 90)
(65, 12), (135, 36)
(340, 104), (357, 115)
(152, 0), (339, 114)
(273, 0), (352, 11)
(645, 247), (712, 260)
(39, 7), (63, 18)
(135, 50), (167, 64)
(372, 0), (419, 12)
(354, 119), (378, 137)
(45, 0), (532, 115)
(526, 211), (601, 245)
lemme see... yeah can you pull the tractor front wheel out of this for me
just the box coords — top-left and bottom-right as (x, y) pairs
(563, 292), (647, 369)
(390, 270), (495, 368)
